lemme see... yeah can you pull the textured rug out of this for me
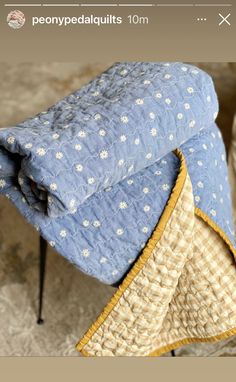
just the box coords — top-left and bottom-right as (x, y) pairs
(0, 62), (236, 356)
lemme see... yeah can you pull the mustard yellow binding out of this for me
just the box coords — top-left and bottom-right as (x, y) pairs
(76, 149), (236, 357)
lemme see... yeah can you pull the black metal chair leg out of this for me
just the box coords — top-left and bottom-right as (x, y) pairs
(171, 350), (176, 357)
(37, 236), (47, 325)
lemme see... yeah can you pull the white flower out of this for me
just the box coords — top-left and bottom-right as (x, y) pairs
(155, 170), (162, 176)
(120, 135), (127, 142)
(207, 95), (211, 103)
(189, 148), (195, 153)
(128, 258), (135, 264)
(76, 164), (83, 172)
(128, 165), (134, 172)
(146, 153), (152, 160)
(212, 193), (217, 199)
(165, 98), (171, 105)
(112, 270), (118, 276)
(184, 103), (190, 110)
(197, 161), (203, 166)
(221, 154), (225, 161)
(56, 152), (63, 160)
(116, 228), (124, 236)
(155, 92), (162, 99)
(75, 144), (82, 151)
(52, 133), (60, 140)
(210, 209), (216, 217)
(191, 69), (199, 75)
(150, 128), (157, 136)
(142, 227), (149, 233)
(118, 159), (124, 166)
(43, 121), (50, 125)
(49, 241), (55, 247)
(99, 129), (106, 136)
(202, 144), (208, 150)
(143, 187), (149, 194)
(100, 257), (107, 263)
(187, 87), (194, 94)
(94, 113), (101, 120)
(161, 160), (167, 164)
(127, 179), (134, 185)
(25, 143), (33, 149)
(144, 79), (151, 85)
(177, 113), (183, 120)
(92, 91), (100, 97)
(119, 201), (127, 209)
(189, 120), (196, 128)
(36, 148), (46, 156)
(88, 177), (95, 185)
(195, 195), (200, 203)
(162, 184), (170, 191)
(78, 130), (86, 138)
(169, 134), (174, 141)
(0, 179), (6, 188)
(100, 150), (108, 159)
(82, 249), (90, 257)
(181, 66), (188, 72)
(134, 138), (140, 145)
(120, 69), (127, 75)
(50, 183), (57, 191)
(121, 116), (129, 124)
(197, 181), (204, 188)
(93, 220), (101, 228)
(60, 230), (67, 238)
(149, 112), (156, 120)
(144, 205), (150, 212)
(164, 74), (171, 79)
(69, 199), (76, 208)
(63, 124), (70, 129)
(135, 98), (144, 105)
(83, 220), (90, 227)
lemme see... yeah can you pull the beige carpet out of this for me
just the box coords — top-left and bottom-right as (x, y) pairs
(0, 62), (236, 356)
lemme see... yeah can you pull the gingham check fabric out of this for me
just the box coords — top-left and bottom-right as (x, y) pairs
(77, 173), (236, 356)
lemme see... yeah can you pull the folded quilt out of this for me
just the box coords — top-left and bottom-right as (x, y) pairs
(1, 62), (236, 355)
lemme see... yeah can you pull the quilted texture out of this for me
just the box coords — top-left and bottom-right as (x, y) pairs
(77, 163), (236, 356)
(0, 62), (235, 284)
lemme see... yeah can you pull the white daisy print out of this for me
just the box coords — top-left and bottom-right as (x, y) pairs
(197, 161), (203, 166)
(169, 134), (174, 141)
(121, 116), (129, 124)
(37, 148), (46, 156)
(207, 96), (211, 103)
(189, 148), (195, 153)
(155, 92), (162, 99)
(212, 193), (217, 199)
(49, 241), (55, 247)
(135, 98), (144, 105)
(144, 80), (151, 85)
(119, 201), (128, 209)
(78, 130), (86, 138)
(150, 128), (157, 136)
(155, 170), (162, 176)
(128, 165), (134, 172)
(94, 113), (101, 120)
(177, 113), (183, 120)
(128, 259), (135, 264)
(120, 135), (127, 142)
(83, 220), (90, 227)
(197, 181), (204, 188)
(99, 129), (106, 136)
(195, 195), (200, 203)
(189, 120), (196, 128)
(60, 230), (67, 238)
(43, 121), (50, 125)
(120, 69), (127, 76)
(100, 257), (107, 264)
(184, 103), (190, 110)
(87, 177), (95, 185)
(69, 199), (76, 208)
(181, 66), (188, 72)
(162, 184), (170, 191)
(134, 138), (140, 145)
(202, 144), (208, 150)
(165, 98), (171, 105)
(210, 209), (216, 217)
(143, 205), (150, 212)
(118, 159), (124, 166)
(56, 152), (63, 160)
(52, 133), (60, 140)
(116, 228), (124, 236)
(50, 183), (57, 191)
(0, 179), (6, 188)
(25, 143), (33, 149)
(142, 227), (149, 233)
(82, 249), (90, 257)
(100, 150), (108, 159)
(164, 74), (171, 79)
(143, 187), (149, 194)
(75, 144), (82, 151)
(146, 153), (152, 160)
(112, 270), (118, 276)
(191, 69), (199, 75)
(187, 87), (194, 94)
(76, 164), (83, 172)
(93, 220), (101, 228)
(92, 91), (100, 97)
(127, 179), (134, 185)
(149, 112), (156, 120)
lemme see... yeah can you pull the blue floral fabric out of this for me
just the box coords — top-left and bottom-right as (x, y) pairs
(0, 62), (235, 284)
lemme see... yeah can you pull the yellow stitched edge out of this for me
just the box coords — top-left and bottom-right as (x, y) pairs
(76, 149), (187, 354)
(195, 207), (236, 260)
(149, 327), (236, 357)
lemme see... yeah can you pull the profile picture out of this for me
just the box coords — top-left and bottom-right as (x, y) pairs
(7, 10), (25, 29)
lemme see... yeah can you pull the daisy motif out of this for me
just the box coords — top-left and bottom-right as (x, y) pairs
(128, 259), (135, 264)
(207, 96), (211, 103)
(75, 144), (82, 151)
(144, 205), (150, 212)
(49, 241), (55, 247)
(143, 187), (149, 194)
(202, 144), (208, 150)
(177, 113), (183, 120)
(88, 177), (95, 185)
(56, 152), (63, 160)
(135, 98), (144, 105)
(210, 209), (216, 217)
(78, 130), (86, 138)
(155, 92), (162, 99)
(99, 129), (106, 136)
(134, 138), (140, 145)
(60, 230), (67, 238)
(197, 161), (203, 166)
(121, 116), (129, 124)
(144, 80), (151, 85)
(119, 201), (127, 209)
(83, 220), (90, 227)
(116, 228), (124, 236)
(92, 91), (100, 97)
(93, 220), (101, 228)
(43, 121), (50, 125)
(76, 164), (83, 172)
(100, 257), (107, 264)
(189, 120), (196, 128)
(146, 153), (152, 160)
(212, 193), (217, 199)
(197, 181), (204, 188)
(127, 179), (134, 185)
(94, 113), (101, 120)
(120, 135), (127, 142)
(184, 103), (190, 110)
(128, 165), (134, 172)
(169, 135), (174, 141)
(187, 87), (194, 94)
(191, 69), (199, 75)
(189, 148), (195, 153)
(25, 143), (33, 149)
(162, 184), (170, 191)
(52, 133), (60, 140)
(155, 170), (162, 176)
(112, 270), (118, 276)
(0, 179), (6, 188)
(195, 195), (200, 203)
(142, 227), (149, 233)
(37, 148), (46, 156)
(100, 150), (108, 159)
(221, 154), (225, 161)
(82, 249), (90, 257)
(50, 183), (57, 191)
(118, 159), (124, 166)
(120, 69), (128, 75)
(165, 98), (171, 105)
(69, 199), (76, 208)
(63, 124), (70, 129)
(149, 112), (156, 120)
(181, 66), (188, 72)
(150, 128), (157, 136)
(164, 74), (171, 79)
